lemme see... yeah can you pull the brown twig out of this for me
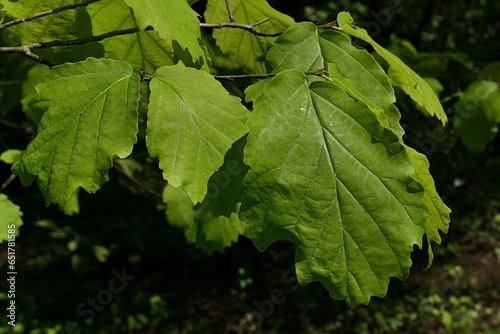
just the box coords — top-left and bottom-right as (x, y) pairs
(113, 164), (161, 199)
(214, 73), (277, 81)
(0, 44), (50, 65)
(213, 69), (327, 81)
(0, 118), (27, 131)
(200, 18), (282, 37)
(0, 80), (24, 86)
(0, 27), (145, 66)
(225, 0), (236, 23)
(0, 174), (17, 193)
(0, 0), (100, 30)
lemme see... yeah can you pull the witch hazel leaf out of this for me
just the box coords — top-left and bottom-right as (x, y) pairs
(163, 184), (245, 255)
(335, 12), (447, 125)
(85, 0), (174, 73)
(123, 0), (207, 70)
(1, 0), (77, 44)
(0, 194), (23, 242)
(266, 22), (395, 109)
(147, 64), (248, 204)
(326, 63), (389, 128)
(406, 148), (450, 268)
(454, 81), (500, 151)
(12, 58), (140, 206)
(241, 70), (428, 307)
(205, 0), (294, 73)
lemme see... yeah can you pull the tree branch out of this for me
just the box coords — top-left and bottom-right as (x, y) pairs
(213, 73), (277, 81)
(0, 27), (145, 66)
(213, 69), (328, 81)
(113, 164), (162, 200)
(225, 0), (236, 23)
(0, 80), (24, 86)
(40, 27), (143, 48)
(0, 44), (51, 65)
(0, 119), (37, 134)
(0, 174), (17, 193)
(200, 18), (282, 37)
(0, 0), (101, 31)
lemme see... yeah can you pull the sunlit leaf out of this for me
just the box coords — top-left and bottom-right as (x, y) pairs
(241, 70), (427, 306)
(336, 12), (447, 125)
(147, 64), (248, 204)
(0, 194), (23, 242)
(85, 0), (174, 73)
(123, 0), (206, 70)
(205, 0), (294, 73)
(1, 0), (76, 45)
(0, 149), (23, 165)
(266, 22), (395, 110)
(13, 58), (141, 206)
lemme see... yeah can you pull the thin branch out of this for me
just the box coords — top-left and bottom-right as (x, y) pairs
(214, 69), (328, 81)
(200, 18), (282, 37)
(0, 27), (144, 66)
(0, 0), (100, 30)
(0, 80), (24, 86)
(0, 174), (17, 193)
(214, 73), (277, 81)
(0, 43), (51, 65)
(40, 27), (143, 48)
(225, 0), (236, 23)
(0, 118), (28, 131)
(113, 164), (161, 199)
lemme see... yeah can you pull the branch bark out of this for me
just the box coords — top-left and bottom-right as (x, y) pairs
(213, 69), (327, 81)
(0, 0), (100, 30)
(0, 27), (145, 66)
(0, 0), (284, 65)
(200, 18), (282, 37)
(224, 0), (236, 23)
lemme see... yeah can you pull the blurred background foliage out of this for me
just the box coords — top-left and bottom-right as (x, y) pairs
(1, 0), (500, 333)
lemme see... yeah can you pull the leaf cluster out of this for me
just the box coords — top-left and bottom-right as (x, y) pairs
(0, 0), (451, 306)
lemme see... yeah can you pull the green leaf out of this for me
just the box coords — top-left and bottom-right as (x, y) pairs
(266, 22), (395, 109)
(199, 136), (250, 218)
(21, 64), (50, 122)
(241, 70), (427, 306)
(406, 149), (450, 268)
(92, 244), (110, 263)
(59, 188), (80, 216)
(423, 77), (444, 97)
(454, 81), (500, 151)
(163, 185), (244, 255)
(480, 62), (500, 84)
(0, 149), (23, 165)
(364, 99), (450, 267)
(336, 12), (447, 125)
(85, 0), (174, 73)
(12, 58), (140, 206)
(385, 36), (450, 76)
(0, 54), (32, 113)
(1, 0), (76, 45)
(0, 194), (23, 243)
(123, 0), (206, 70)
(326, 63), (389, 128)
(0, 3), (5, 22)
(205, 0), (294, 73)
(147, 64), (248, 204)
